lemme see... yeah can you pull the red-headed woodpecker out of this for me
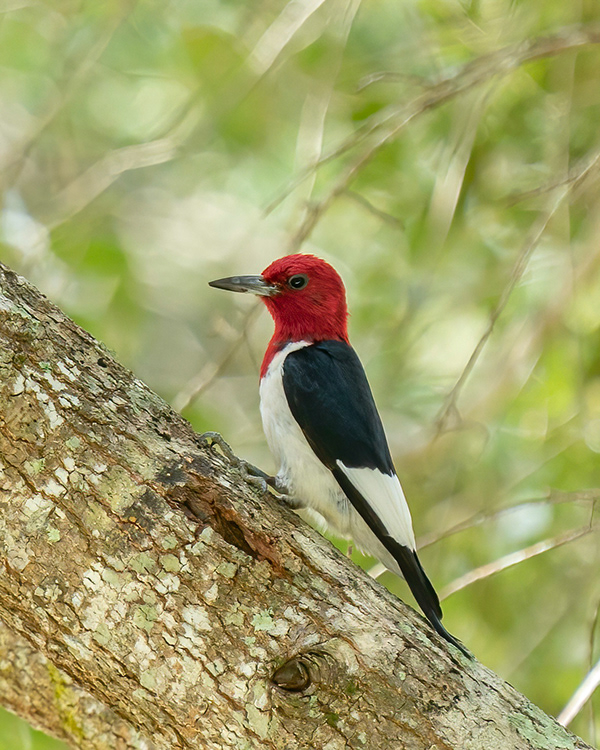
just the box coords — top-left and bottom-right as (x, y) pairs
(209, 253), (467, 655)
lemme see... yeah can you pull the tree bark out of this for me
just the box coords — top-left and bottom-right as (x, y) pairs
(0, 261), (592, 750)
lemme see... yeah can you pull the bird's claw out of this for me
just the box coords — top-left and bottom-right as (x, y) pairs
(265, 475), (288, 494)
(199, 431), (273, 495)
(199, 431), (238, 462)
(199, 432), (304, 506)
(275, 491), (307, 510)
(240, 461), (269, 493)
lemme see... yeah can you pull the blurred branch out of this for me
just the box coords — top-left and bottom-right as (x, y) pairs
(334, 24), (600, 161)
(588, 596), (600, 680)
(582, 593), (600, 745)
(343, 189), (404, 228)
(0, 0), (34, 10)
(172, 302), (262, 413)
(438, 212), (600, 440)
(505, 599), (570, 678)
(434, 149), (600, 435)
(266, 24), (600, 226)
(34, 86), (202, 228)
(439, 524), (594, 601)
(291, 0), (361, 230)
(558, 657), (600, 728)
(42, 138), (181, 229)
(356, 71), (431, 91)
(424, 87), (489, 253)
(0, 2), (135, 190)
(419, 488), (600, 549)
(247, 0), (329, 75)
(366, 488), (598, 581)
(507, 157), (600, 207)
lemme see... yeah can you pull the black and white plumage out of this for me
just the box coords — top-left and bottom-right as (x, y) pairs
(260, 339), (464, 652)
(209, 253), (467, 655)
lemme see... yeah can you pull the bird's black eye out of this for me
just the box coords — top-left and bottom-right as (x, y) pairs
(288, 274), (309, 290)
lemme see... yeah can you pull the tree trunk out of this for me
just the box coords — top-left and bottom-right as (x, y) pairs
(0, 261), (592, 750)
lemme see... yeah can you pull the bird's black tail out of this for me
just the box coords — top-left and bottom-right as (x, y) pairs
(393, 544), (470, 658)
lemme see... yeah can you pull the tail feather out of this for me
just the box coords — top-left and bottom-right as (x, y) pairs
(393, 545), (470, 658)
(332, 469), (470, 657)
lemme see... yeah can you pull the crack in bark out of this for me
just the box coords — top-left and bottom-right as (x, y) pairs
(154, 458), (288, 574)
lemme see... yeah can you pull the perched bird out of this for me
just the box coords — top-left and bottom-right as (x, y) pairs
(209, 253), (467, 655)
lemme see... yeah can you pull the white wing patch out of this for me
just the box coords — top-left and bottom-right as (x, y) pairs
(336, 462), (416, 551)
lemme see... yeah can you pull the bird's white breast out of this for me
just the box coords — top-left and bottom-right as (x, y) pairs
(259, 342), (350, 532)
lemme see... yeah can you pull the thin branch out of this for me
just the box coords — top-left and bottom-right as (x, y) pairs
(436, 223), (600, 453)
(424, 87), (489, 253)
(0, 2), (136, 190)
(505, 168), (587, 207)
(505, 599), (570, 679)
(247, 0), (329, 76)
(439, 525), (593, 601)
(506, 140), (600, 205)
(290, 0), (362, 229)
(171, 302), (262, 413)
(581, 592), (600, 745)
(345, 25), (600, 163)
(434, 149), (600, 435)
(43, 138), (182, 229)
(557, 657), (600, 728)
(0, 0), (35, 10)
(364, 490), (598, 581)
(356, 71), (431, 92)
(33, 0), (361, 234)
(265, 24), (600, 219)
(35, 83), (203, 228)
(343, 189), (404, 228)
(419, 488), (600, 550)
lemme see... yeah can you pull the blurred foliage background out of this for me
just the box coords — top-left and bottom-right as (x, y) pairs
(1, 0), (600, 746)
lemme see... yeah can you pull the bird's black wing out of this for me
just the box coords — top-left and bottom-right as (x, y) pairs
(283, 340), (393, 473)
(282, 340), (468, 655)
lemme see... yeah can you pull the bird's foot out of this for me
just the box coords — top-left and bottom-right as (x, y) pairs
(199, 431), (273, 495)
(240, 461), (271, 493)
(265, 474), (288, 494)
(262, 475), (306, 509)
(198, 432), (309, 509)
(199, 431), (238, 462)
(273, 489), (307, 511)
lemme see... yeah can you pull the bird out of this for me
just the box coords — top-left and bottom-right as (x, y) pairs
(209, 253), (467, 655)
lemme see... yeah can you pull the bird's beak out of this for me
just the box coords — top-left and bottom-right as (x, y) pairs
(208, 274), (277, 297)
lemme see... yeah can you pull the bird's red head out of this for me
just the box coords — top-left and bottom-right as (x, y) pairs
(260, 254), (349, 347)
(209, 253), (349, 377)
